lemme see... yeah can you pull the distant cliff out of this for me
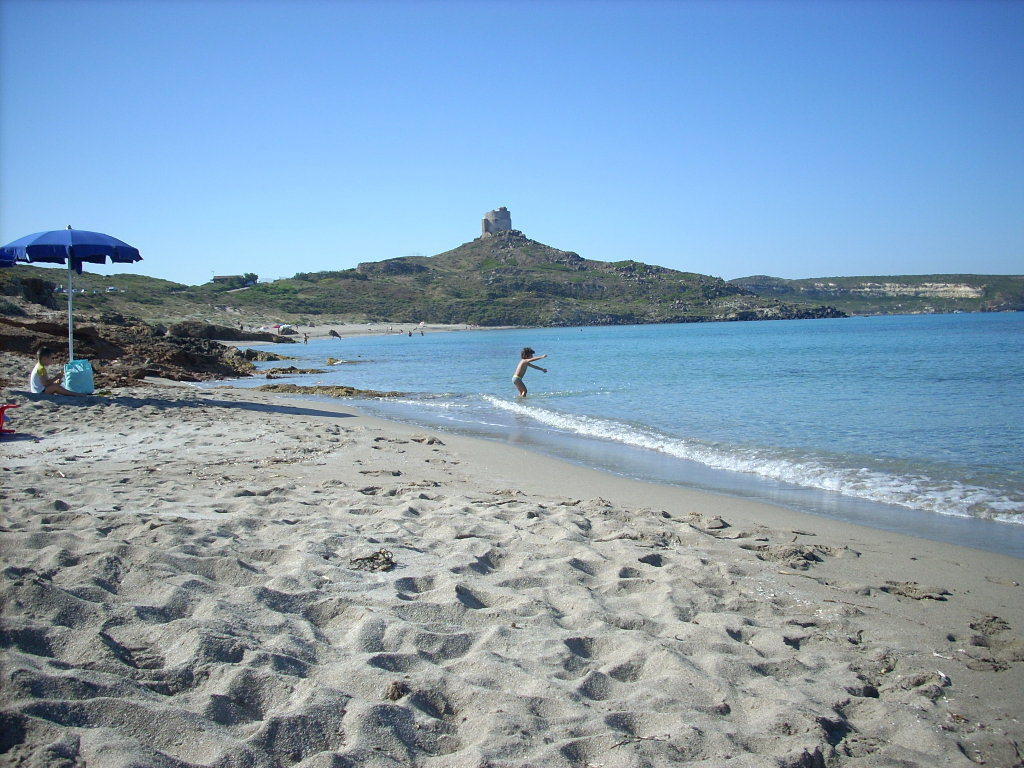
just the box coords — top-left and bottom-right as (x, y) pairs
(729, 274), (1024, 316)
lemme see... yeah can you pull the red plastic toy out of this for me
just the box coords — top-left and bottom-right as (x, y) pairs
(0, 403), (19, 435)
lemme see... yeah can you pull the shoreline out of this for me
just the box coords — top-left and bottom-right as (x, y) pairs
(215, 322), (521, 347)
(2, 381), (1022, 765)
(215, 311), (1024, 555)
(213, 358), (1024, 558)
(288, 390), (1024, 562)
(347, 395), (1024, 559)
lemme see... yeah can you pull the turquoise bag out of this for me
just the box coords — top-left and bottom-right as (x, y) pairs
(64, 359), (95, 394)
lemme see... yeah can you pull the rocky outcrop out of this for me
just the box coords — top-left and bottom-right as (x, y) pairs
(263, 366), (328, 379)
(256, 383), (403, 398)
(167, 321), (296, 343)
(236, 348), (293, 363)
(733, 276), (986, 300)
(729, 274), (1023, 315)
(356, 259), (430, 276)
(832, 281), (982, 299)
(0, 316), (258, 387)
(716, 305), (846, 321)
(0, 318), (124, 359)
(540, 303), (845, 327)
(1, 276), (57, 308)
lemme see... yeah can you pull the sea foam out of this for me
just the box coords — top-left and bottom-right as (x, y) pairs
(481, 395), (1024, 523)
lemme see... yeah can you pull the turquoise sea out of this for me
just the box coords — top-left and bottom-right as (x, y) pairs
(224, 313), (1024, 556)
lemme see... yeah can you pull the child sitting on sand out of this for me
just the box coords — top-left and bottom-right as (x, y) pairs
(513, 347), (548, 397)
(29, 347), (86, 397)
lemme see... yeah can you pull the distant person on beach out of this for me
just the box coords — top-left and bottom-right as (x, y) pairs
(512, 347), (548, 397)
(303, 333), (308, 344)
(28, 347), (86, 397)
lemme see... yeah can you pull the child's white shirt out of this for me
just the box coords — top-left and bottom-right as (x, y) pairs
(29, 363), (47, 393)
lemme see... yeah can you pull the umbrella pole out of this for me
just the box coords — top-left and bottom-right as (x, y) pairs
(67, 260), (74, 361)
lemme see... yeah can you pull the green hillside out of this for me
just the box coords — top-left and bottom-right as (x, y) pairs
(0, 268), (278, 324)
(220, 231), (842, 325)
(1, 230), (844, 325)
(729, 274), (1024, 316)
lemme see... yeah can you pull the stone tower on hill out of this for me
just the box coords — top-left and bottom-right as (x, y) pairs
(481, 207), (511, 237)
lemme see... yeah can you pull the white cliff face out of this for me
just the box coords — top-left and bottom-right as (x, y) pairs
(808, 282), (984, 299)
(481, 207), (512, 237)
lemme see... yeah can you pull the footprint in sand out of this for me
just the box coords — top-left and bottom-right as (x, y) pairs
(959, 615), (1024, 671)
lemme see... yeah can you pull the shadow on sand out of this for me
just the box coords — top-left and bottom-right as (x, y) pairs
(1, 432), (41, 442)
(6, 392), (357, 420)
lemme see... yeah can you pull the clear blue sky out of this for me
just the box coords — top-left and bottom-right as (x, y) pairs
(2, 0), (1021, 285)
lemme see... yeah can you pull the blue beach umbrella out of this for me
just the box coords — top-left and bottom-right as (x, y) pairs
(1, 226), (142, 361)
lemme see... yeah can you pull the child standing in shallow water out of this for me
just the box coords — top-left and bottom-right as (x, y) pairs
(512, 347), (547, 397)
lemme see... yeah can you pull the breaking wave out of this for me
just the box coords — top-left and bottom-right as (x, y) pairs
(481, 395), (1024, 524)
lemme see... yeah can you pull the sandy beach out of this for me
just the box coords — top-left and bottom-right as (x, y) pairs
(220, 323), (508, 347)
(2, 382), (1022, 767)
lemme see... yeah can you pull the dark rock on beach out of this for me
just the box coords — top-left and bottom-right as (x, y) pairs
(263, 366), (328, 378)
(167, 320), (296, 343)
(237, 348), (293, 363)
(256, 383), (403, 398)
(0, 314), (260, 387)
